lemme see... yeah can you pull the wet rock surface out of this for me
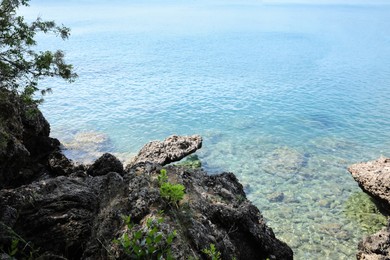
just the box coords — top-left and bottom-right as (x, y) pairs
(0, 93), (292, 259)
(348, 157), (390, 260)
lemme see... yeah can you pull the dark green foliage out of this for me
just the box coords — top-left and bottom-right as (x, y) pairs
(0, 222), (40, 259)
(0, 0), (77, 104)
(202, 244), (221, 260)
(160, 182), (185, 205)
(158, 169), (185, 206)
(114, 215), (176, 260)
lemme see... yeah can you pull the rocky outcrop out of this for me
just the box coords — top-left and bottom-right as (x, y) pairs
(87, 152), (124, 176)
(357, 219), (390, 260)
(348, 157), (390, 260)
(348, 157), (390, 210)
(0, 92), (292, 259)
(0, 163), (293, 260)
(0, 89), (60, 188)
(128, 135), (202, 167)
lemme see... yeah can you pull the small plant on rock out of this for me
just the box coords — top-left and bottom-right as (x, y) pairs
(114, 215), (176, 260)
(158, 169), (185, 207)
(0, 222), (40, 259)
(202, 243), (221, 260)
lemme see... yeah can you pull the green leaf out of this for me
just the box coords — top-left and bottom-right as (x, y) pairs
(134, 230), (142, 240)
(155, 233), (162, 244)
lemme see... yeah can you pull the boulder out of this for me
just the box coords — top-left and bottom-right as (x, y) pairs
(128, 135), (202, 167)
(348, 157), (390, 210)
(87, 152), (123, 176)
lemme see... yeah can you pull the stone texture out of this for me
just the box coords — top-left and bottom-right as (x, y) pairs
(0, 89), (60, 188)
(128, 135), (202, 167)
(0, 162), (293, 260)
(348, 157), (390, 260)
(348, 157), (390, 210)
(357, 220), (390, 260)
(87, 152), (123, 176)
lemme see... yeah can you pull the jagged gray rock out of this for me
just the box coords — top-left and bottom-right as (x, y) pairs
(0, 89), (60, 188)
(348, 157), (390, 209)
(0, 163), (293, 260)
(348, 157), (390, 260)
(357, 220), (390, 260)
(87, 152), (123, 176)
(128, 135), (202, 167)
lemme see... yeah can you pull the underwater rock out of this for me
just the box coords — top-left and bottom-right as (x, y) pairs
(263, 147), (307, 178)
(175, 154), (202, 169)
(344, 192), (387, 234)
(267, 192), (285, 203)
(128, 134), (202, 167)
(61, 131), (111, 164)
(348, 157), (390, 210)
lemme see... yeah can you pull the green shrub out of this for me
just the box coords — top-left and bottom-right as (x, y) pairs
(158, 169), (185, 207)
(114, 215), (176, 260)
(160, 182), (185, 205)
(202, 244), (221, 260)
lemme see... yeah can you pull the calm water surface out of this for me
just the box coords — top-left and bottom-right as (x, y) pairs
(25, 1), (390, 259)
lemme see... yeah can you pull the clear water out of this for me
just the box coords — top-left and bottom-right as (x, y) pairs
(24, 1), (390, 259)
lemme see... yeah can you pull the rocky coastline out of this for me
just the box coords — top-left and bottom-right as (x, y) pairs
(348, 158), (390, 259)
(0, 90), (293, 259)
(2, 88), (389, 259)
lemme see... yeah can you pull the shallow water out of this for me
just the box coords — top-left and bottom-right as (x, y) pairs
(24, 1), (390, 258)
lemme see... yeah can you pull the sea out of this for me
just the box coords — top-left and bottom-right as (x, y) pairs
(22, 0), (390, 259)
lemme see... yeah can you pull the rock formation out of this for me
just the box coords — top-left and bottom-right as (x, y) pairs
(348, 157), (390, 260)
(0, 89), (60, 189)
(128, 134), (202, 167)
(356, 219), (390, 260)
(348, 157), (390, 210)
(0, 91), (293, 259)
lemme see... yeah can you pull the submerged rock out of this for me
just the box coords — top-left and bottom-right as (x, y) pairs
(175, 154), (202, 169)
(344, 192), (387, 234)
(128, 134), (202, 167)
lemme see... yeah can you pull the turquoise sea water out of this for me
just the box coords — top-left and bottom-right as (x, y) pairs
(25, 1), (390, 259)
